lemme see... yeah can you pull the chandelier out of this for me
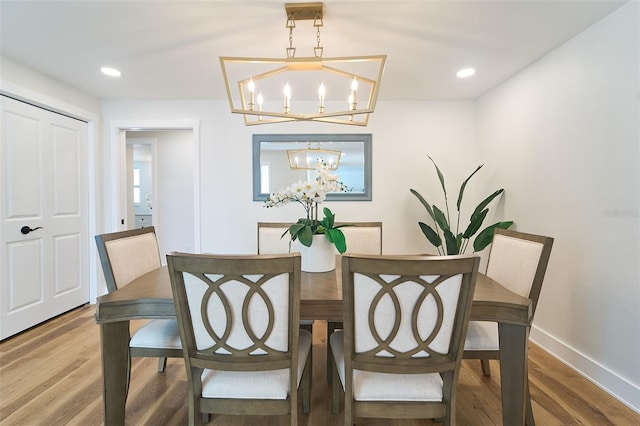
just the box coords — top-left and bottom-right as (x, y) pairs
(220, 3), (386, 126)
(287, 142), (341, 170)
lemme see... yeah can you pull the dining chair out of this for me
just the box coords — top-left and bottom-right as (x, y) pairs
(166, 252), (311, 426)
(463, 228), (553, 425)
(95, 227), (182, 373)
(330, 254), (480, 425)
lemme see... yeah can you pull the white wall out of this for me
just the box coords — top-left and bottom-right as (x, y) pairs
(0, 56), (101, 115)
(100, 99), (479, 256)
(477, 1), (639, 410)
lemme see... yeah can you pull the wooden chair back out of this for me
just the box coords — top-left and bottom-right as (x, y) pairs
(166, 252), (310, 424)
(341, 222), (382, 255)
(257, 222), (296, 254)
(338, 254), (480, 424)
(95, 226), (161, 293)
(486, 228), (554, 314)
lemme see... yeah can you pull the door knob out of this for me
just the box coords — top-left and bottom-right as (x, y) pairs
(21, 226), (43, 235)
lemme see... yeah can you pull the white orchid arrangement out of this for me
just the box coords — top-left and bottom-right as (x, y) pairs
(264, 162), (349, 253)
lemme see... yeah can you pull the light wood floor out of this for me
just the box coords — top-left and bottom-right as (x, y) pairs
(0, 305), (638, 425)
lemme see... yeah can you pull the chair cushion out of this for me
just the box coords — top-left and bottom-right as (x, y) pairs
(130, 319), (182, 349)
(104, 233), (161, 288)
(486, 234), (544, 298)
(352, 273), (462, 356)
(185, 273), (291, 354)
(200, 329), (312, 399)
(341, 227), (382, 255)
(258, 226), (298, 254)
(464, 321), (499, 351)
(330, 331), (444, 402)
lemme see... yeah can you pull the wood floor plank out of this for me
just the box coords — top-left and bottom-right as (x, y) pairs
(0, 305), (638, 426)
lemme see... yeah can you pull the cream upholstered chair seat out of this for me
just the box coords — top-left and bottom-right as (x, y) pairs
(95, 227), (182, 372)
(463, 321), (498, 351)
(200, 331), (311, 399)
(128, 319), (181, 350)
(330, 332), (445, 402)
(167, 252), (311, 426)
(331, 254), (480, 425)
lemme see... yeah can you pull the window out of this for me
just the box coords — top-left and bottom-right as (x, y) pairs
(133, 168), (141, 204)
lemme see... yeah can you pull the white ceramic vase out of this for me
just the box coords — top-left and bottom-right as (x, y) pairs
(298, 234), (337, 272)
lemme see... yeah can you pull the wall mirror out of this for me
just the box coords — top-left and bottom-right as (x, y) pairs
(253, 134), (372, 201)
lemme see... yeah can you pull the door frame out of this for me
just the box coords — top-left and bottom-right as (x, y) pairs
(107, 119), (201, 274)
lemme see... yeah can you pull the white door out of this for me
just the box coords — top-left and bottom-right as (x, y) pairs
(0, 96), (89, 340)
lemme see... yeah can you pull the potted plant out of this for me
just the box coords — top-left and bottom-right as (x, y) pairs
(410, 155), (513, 255)
(264, 162), (350, 256)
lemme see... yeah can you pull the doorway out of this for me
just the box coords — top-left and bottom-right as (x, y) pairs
(107, 120), (201, 279)
(124, 129), (197, 262)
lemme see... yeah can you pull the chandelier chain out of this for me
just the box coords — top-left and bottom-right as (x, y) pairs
(287, 12), (296, 58)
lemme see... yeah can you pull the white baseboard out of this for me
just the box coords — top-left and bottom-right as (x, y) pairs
(530, 326), (640, 414)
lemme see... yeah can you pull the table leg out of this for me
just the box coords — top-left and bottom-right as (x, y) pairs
(498, 323), (530, 426)
(100, 321), (130, 426)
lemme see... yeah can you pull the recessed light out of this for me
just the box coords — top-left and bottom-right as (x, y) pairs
(101, 67), (122, 77)
(456, 68), (476, 79)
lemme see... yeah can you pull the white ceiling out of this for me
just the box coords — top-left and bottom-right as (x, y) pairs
(0, 0), (627, 101)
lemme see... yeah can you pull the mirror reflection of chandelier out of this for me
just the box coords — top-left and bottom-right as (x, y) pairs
(219, 2), (386, 126)
(287, 142), (341, 170)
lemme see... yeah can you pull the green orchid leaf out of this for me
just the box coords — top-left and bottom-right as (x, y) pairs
(433, 205), (450, 231)
(462, 208), (489, 239)
(456, 233), (463, 252)
(322, 207), (335, 228)
(410, 189), (436, 221)
(443, 229), (458, 255)
(333, 224), (352, 229)
(285, 223), (306, 240)
(419, 222), (442, 247)
(472, 221), (514, 252)
(456, 164), (483, 212)
(297, 225), (314, 247)
(471, 189), (504, 218)
(326, 228), (347, 253)
(428, 155), (447, 198)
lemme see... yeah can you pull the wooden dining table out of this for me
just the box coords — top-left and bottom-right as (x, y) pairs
(95, 260), (532, 426)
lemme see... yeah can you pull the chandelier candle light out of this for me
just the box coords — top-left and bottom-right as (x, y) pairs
(220, 2), (386, 126)
(287, 141), (342, 171)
